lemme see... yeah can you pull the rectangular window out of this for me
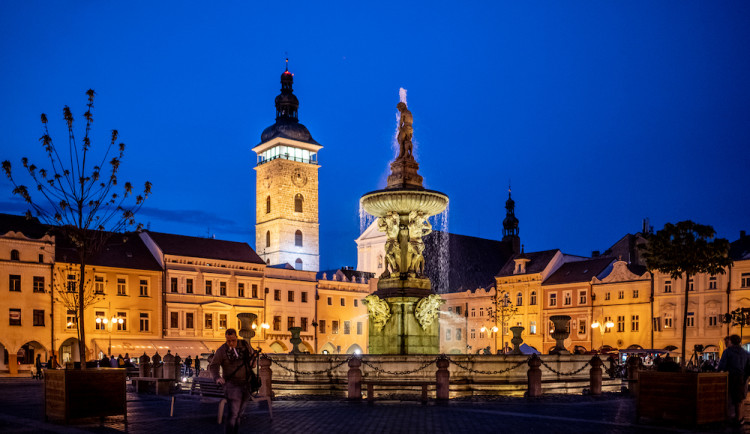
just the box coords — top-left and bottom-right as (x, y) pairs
(205, 280), (212, 295)
(344, 321), (351, 335)
(354, 299), (358, 307)
(273, 315), (281, 331)
(95, 310), (106, 330)
(686, 312), (695, 327)
(327, 297), (332, 305)
(140, 313), (150, 332)
(288, 291), (294, 302)
(530, 292), (537, 305)
(708, 315), (718, 327)
(471, 308), (476, 317)
(287, 317), (295, 330)
(9, 308), (21, 326)
(186, 279), (193, 294)
(445, 329), (451, 341)
(93, 276), (104, 294)
(117, 312), (127, 331)
(341, 298), (345, 307)
(530, 321), (537, 335)
(238, 283), (245, 298)
(579, 291), (587, 304)
(33, 309), (44, 326)
(33, 276), (45, 293)
(67, 274), (76, 292)
(117, 278), (126, 296)
(170, 312), (179, 328)
(631, 315), (639, 332)
(301, 292), (308, 303)
(604, 316), (612, 333)
(357, 322), (363, 335)
(9, 275), (20, 292)
(205, 313), (213, 329)
(605, 292), (611, 301)
(708, 276), (717, 290)
(470, 329), (476, 339)
(185, 312), (194, 329)
(219, 282), (226, 296)
(549, 293), (557, 306)
(742, 273), (750, 288)
(252, 284), (258, 298)
(171, 277), (178, 293)
(39, 253), (44, 263)
(274, 290), (281, 301)
(664, 280), (672, 293)
(617, 316), (625, 332)
(456, 328), (462, 340)
(564, 292), (571, 305)
(456, 306), (462, 316)
(618, 290), (624, 300)
(688, 279), (694, 291)
(139, 279), (148, 296)
(633, 289), (639, 299)
(479, 307), (484, 317)
(479, 331), (485, 339)
(66, 310), (76, 329)
(664, 315), (673, 329)
(652, 317), (661, 332)
(578, 321), (586, 335)
(219, 314), (227, 329)
(319, 319), (326, 334)
(332, 320), (339, 334)
(301, 317), (308, 332)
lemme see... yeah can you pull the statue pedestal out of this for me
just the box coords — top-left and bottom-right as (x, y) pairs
(374, 277), (431, 298)
(387, 158), (423, 190)
(368, 297), (440, 355)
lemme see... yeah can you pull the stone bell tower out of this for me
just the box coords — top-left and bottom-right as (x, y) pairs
(252, 62), (321, 271)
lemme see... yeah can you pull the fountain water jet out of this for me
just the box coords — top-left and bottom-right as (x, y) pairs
(361, 96), (449, 354)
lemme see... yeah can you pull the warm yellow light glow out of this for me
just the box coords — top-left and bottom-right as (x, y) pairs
(103, 318), (109, 324)
(251, 323), (257, 329)
(591, 321), (600, 329)
(491, 326), (499, 333)
(261, 323), (270, 329)
(480, 326), (487, 333)
(96, 318), (102, 324)
(605, 321), (614, 329)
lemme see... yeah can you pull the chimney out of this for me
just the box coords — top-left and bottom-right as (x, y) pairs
(741, 230), (747, 239)
(591, 250), (600, 257)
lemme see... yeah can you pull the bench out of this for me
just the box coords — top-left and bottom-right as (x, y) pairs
(189, 376), (272, 423)
(361, 380), (434, 403)
(130, 377), (175, 396)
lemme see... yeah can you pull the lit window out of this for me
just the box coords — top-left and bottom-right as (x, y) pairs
(295, 230), (303, 247)
(549, 293), (557, 307)
(332, 320), (339, 334)
(140, 313), (150, 332)
(33, 276), (45, 293)
(664, 315), (673, 329)
(9, 275), (21, 292)
(530, 321), (537, 335)
(205, 313), (213, 329)
(344, 321), (351, 335)
(66, 310), (76, 329)
(219, 314), (227, 329)
(294, 194), (303, 213)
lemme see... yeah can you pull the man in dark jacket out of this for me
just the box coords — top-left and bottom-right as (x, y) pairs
(209, 328), (258, 433)
(719, 334), (750, 423)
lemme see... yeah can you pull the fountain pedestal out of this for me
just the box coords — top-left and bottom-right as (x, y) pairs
(368, 297), (440, 355)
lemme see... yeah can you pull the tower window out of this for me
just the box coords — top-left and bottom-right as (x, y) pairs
(266, 196), (271, 214)
(295, 258), (303, 270)
(294, 194), (304, 213)
(295, 230), (303, 247)
(266, 231), (270, 248)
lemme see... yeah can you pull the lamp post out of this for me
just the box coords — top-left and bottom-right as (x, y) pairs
(480, 326), (499, 353)
(96, 315), (123, 357)
(591, 319), (614, 353)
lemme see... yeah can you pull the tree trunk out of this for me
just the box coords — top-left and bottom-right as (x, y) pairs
(681, 273), (690, 369)
(78, 261), (87, 369)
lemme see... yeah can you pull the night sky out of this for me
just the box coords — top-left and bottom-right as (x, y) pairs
(1, 2), (749, 270)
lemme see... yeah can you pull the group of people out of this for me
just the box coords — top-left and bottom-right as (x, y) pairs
(99, 353), (135, 368)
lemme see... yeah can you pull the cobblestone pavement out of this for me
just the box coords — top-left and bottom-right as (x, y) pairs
(0, 378), (747, 433)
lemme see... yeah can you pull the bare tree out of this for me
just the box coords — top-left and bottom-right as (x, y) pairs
(2, 89), (151, 367)
(486, 288), (519, 353)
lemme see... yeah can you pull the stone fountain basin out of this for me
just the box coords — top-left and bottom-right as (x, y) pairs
(360, 188), (449, 217)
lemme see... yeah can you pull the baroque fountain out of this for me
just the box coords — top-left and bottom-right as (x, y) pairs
(361, 99), (448, 354)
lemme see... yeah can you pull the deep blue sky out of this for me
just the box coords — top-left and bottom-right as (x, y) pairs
(2, 2), (749, 270)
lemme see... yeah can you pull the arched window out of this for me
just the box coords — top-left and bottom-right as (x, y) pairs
(295, 258), (303, 270)
(266, 196), (271, 214)
(10, 249), (19, 261)
(516, 292), (523, 306)
(295, 230), (303, 247)
(265, 231), (270, 248)
(294, 194), (303, 213)
(530, 291), (537, 306)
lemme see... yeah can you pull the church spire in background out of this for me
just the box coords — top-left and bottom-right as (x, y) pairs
(502, 184), (520, 253)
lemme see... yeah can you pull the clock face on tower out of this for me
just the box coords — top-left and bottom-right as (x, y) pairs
(291, 168), (308, 187)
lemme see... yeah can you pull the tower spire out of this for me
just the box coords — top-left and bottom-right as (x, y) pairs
(276, 60), (298, 121)
(502, 186), (520, 253)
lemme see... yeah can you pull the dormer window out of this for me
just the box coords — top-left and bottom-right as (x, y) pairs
(513, 257), (530, 274)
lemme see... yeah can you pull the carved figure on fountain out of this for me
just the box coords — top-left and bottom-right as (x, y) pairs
(396, 102), (414, 161)
(377, 212), (402, 278)
(415, 293), (444, 330)
(406, 210), (432, 276)
(363, 295), (391, 331)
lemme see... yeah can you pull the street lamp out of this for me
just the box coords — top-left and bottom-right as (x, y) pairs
(96, 315), (123, 357)
(591, 320), (614, 352)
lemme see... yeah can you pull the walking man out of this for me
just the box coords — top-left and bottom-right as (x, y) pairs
(209, 328), (258, 433)
(719, 334), (750, 424)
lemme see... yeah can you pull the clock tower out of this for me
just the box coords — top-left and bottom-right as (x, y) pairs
(252, 63), (321, 271)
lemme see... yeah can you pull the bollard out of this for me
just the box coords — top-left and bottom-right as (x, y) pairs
(527, 354), (542, 398)
(436, 355), (450, 401)
(626, 356), (640, 395)
(139, 353), (151, 377)
(173, 354), (182, 380)
(589, 356), (603, 395)
(163, 351), (175, 380)
(347, 356), (362, 400)
(152, 352), (163, 378)
(259, 356), (273, 398)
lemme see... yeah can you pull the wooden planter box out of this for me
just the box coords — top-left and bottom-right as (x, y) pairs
(44, 368), (127, 423)
(637, 371), (727, 425)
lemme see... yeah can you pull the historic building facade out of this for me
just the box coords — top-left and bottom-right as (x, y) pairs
(316, 268), (373, 354)
(262, 264), (317, 353)
(253, 65), (321, 271)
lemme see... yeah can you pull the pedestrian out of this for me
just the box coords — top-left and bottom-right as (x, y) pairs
(47, 353), (60, 370)
(109, 355), (118, 368)
(209, 328), (259, 434)
(185, 355), (193, 376)
(34, 354), (43, 379)
(100, 353), (109, 367)
(117, 354), (125, 367)
(718, 334), (750, 424)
